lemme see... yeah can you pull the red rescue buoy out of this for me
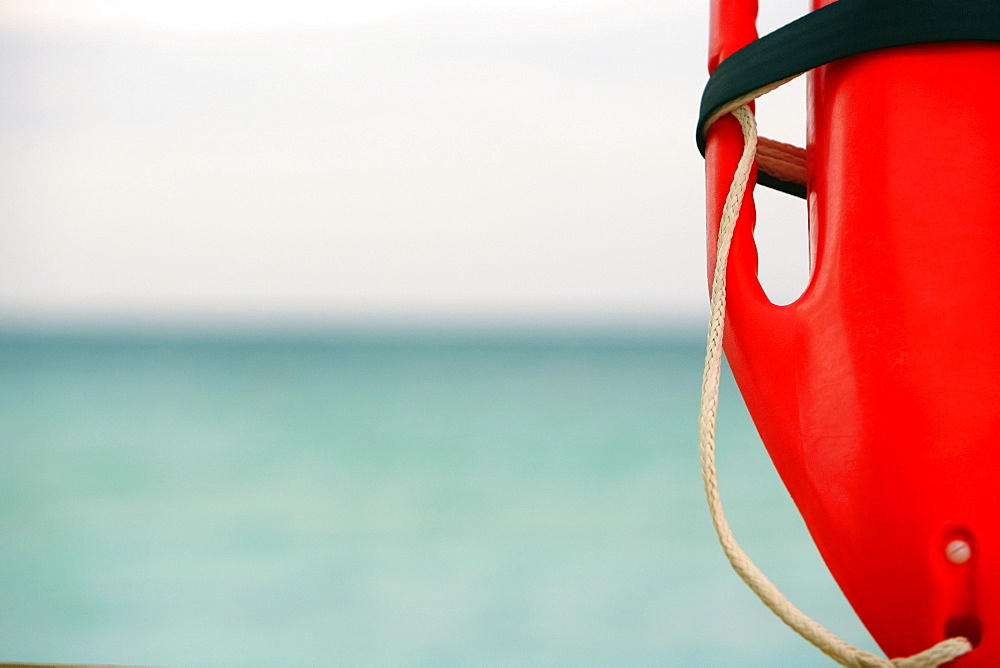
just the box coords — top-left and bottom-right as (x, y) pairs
(702, 0), (1000, 664)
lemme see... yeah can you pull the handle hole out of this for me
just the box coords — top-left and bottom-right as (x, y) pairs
(752, 184), (811, 306)
(751, 76), (810, 306)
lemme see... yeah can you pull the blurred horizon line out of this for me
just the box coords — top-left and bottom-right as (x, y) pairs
(0, 310), (710, 344)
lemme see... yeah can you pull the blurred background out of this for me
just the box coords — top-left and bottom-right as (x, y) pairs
(0, 1), (880, 665)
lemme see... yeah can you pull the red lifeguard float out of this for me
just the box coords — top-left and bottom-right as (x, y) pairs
(699, 0), (1000, 664)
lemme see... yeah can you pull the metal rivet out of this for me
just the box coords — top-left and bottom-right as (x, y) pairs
(946, 539), (972, 565)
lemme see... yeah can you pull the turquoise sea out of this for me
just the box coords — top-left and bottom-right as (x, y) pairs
(0, 326), (881, 666)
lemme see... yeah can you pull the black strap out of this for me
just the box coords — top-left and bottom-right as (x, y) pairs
(757, 170), (806, 200)
(697, 0), (1000, 197)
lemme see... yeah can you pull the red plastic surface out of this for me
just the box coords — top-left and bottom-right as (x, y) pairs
(705, 1), (1000, 664)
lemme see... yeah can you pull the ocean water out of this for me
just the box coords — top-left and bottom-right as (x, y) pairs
(0, 327), (881, 666)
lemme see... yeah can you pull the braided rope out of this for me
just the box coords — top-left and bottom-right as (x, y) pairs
(757, 137), (806, 186)
(698, 105), (973, 667)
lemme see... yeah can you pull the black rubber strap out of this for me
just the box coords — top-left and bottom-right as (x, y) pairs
(757, 170), (805, 199)
(697, 0), (1000, 197)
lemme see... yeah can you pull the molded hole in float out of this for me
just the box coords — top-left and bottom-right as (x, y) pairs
(752, 75), (810, 307)
(944, 614), (983, 648)
(751, 180), (811, 306)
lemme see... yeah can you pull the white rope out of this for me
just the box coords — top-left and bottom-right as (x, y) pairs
(698, 105), (974, 668)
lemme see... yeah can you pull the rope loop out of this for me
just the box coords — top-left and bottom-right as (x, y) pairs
(697, 105), (974, 667)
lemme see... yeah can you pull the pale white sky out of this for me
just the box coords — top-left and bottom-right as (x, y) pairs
(0, 1), (809, 327)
